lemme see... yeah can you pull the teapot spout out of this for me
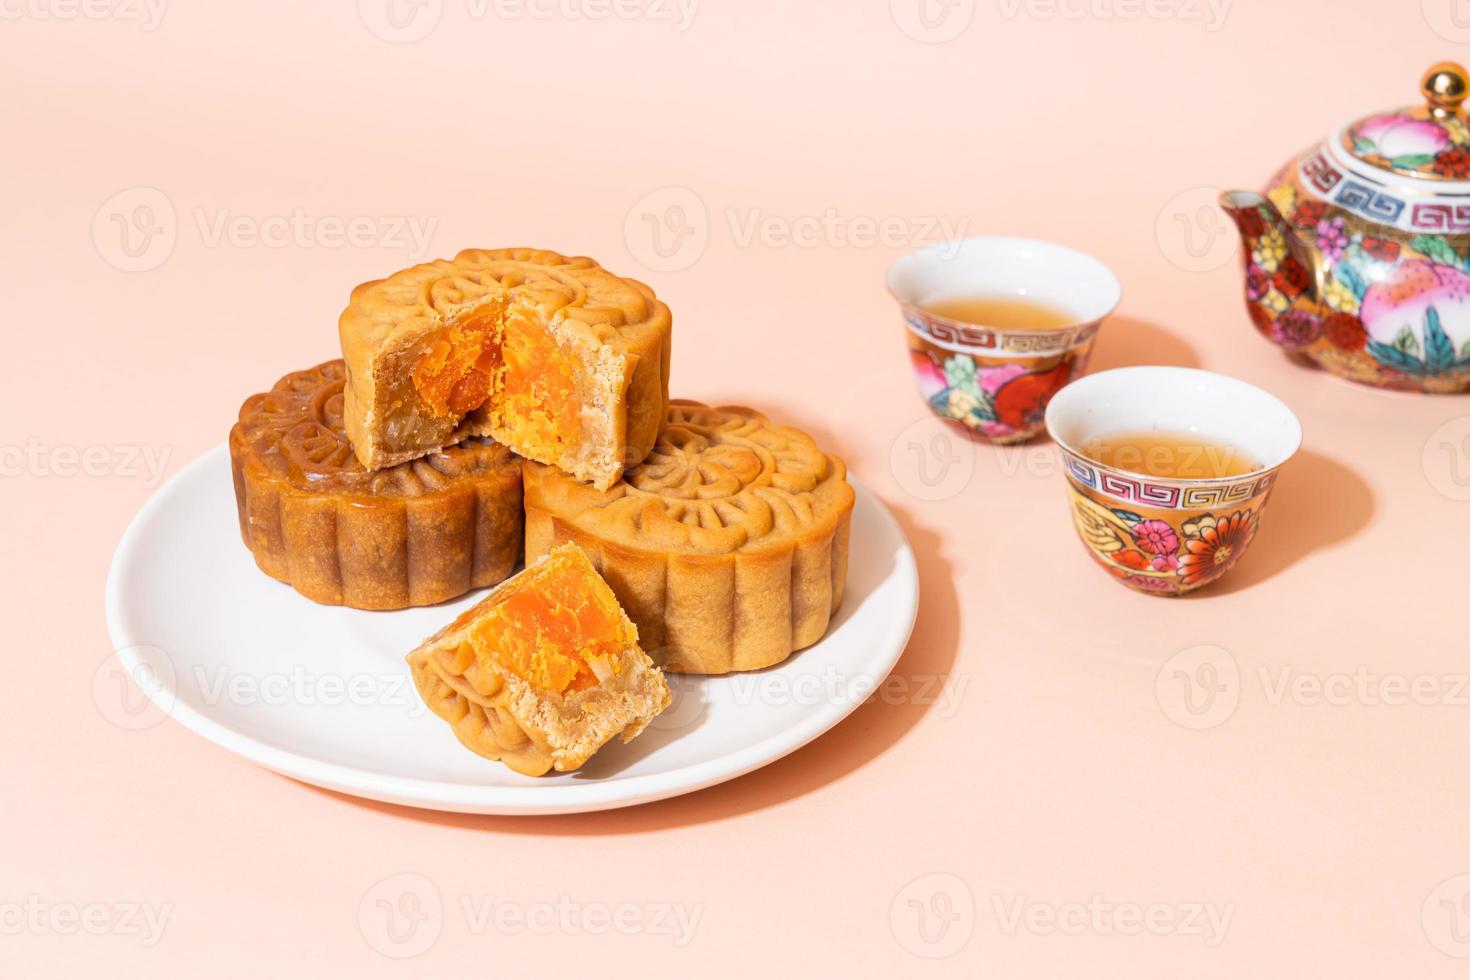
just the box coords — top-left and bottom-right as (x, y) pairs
(1218, 190), (1328, 350)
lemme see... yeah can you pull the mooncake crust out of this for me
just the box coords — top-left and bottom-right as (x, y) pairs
(406, 546), (672, 776)
(338, 247), (672, 485)
(523, 401), (856, 674)
(229, 360), (523, 610)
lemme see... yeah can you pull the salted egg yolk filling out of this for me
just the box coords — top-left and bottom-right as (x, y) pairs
(465, 561), (633, 695)
(494, 311), (582, 462)
(410, 312), (502, 417)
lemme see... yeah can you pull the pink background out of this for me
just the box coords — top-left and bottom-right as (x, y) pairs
(7, 0), (1470, 975)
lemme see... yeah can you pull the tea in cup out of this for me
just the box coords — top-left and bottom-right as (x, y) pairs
(886, 237), (1122, 443)
(1044, 367), (1302, 596)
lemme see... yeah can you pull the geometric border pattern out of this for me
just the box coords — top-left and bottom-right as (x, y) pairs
(904, 310), (1100, 355)
(1062, 452), (1276, 511)
(1301, 148), (1470, 233)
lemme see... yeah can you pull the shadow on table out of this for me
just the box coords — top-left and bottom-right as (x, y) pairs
(1088, 315), (1201, 372)
(296, 500), (963, 833)
(1202, 447), (1373, 595)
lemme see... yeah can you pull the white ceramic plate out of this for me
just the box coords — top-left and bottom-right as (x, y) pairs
(104, 446), (918, 815)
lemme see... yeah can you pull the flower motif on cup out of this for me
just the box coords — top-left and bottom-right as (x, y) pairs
(1066, 487), (1269, 595)
(909, 347), (1086, 442)
(1178, 511), (1258, 588)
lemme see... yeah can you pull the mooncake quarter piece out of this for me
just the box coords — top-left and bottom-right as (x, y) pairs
(407, 543), (672, 776)
(229, 360), (523, 610)
(523, 400), (857, 675)
(339, 247), (672, 490)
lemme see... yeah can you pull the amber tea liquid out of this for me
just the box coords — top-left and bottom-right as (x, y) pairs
(922, 293), (1077, 330)
(1079, 430), (1262, 479)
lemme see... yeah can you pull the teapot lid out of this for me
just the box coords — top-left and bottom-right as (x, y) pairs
(1341, 62), (1470, 181)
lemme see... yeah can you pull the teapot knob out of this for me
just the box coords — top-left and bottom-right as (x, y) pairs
(1422, 61), (1469, 118)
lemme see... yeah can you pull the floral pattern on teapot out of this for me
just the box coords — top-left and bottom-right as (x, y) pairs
(1221, 61), (1470, 393)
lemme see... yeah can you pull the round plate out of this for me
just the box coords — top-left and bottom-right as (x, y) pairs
(104, 446), (918, 815)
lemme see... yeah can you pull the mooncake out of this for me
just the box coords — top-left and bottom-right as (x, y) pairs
(339, 247), (672, 490)
(407, 543), (671, 775)
(523, 401), (855, 674)
(229, 360), (523, 610)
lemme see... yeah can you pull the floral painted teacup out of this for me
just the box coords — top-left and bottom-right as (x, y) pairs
(1044, 367), (1303, 596)
(886, 237), (1122, 443)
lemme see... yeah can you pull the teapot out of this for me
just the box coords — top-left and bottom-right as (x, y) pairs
(1221, 62), (1470, 393)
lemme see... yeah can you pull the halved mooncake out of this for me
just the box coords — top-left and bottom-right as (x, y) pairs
(229, 360), (523, 610)
(339, 247), (672, 490)
(523, 401), (856, 675)
(407, 543), (672, 776)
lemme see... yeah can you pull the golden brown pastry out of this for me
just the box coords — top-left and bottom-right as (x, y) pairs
(229, 360), (523, 610)
(338, 247), (672, 490)
(523, 401), (855, 674)
(407, 543), (671, 776)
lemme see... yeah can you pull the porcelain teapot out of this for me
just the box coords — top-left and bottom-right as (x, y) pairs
(1221, 62), (1470, 393)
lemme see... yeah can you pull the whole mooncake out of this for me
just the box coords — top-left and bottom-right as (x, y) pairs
(339, 247), (672, 490)
(229, 360), (523, 610)
(407, 543), (671, 775)
(523, 401), (856, 674)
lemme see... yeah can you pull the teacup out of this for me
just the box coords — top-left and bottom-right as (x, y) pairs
(1044, 367), (1303, 596)
(886, 237), (1121, 444)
